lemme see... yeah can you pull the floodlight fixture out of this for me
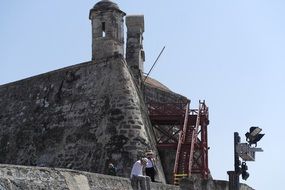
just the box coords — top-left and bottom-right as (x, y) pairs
(245, 126), (264, 147)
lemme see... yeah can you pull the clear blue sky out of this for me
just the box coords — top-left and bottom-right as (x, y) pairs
(1, 1), (284, 189)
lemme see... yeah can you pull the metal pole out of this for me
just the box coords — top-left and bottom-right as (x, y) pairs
(234, 132), (240, 190)
(144, 46), (165, 82)
(228, 132), (241, 190)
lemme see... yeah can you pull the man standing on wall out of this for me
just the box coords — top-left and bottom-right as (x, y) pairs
(130, 158), (150, 190)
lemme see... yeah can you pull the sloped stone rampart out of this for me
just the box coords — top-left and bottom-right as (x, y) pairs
(0, 55), (164, 182)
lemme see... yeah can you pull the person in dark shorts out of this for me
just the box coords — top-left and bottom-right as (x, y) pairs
(145, 150), (156, 182)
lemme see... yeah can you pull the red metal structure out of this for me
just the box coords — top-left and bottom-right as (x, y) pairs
(147, 100), (210, 185)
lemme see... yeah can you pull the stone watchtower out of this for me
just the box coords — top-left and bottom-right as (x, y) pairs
(89, 0), (126, 61)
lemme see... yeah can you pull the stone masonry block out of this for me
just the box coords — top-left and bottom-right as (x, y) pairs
(126, 15), (144, 32)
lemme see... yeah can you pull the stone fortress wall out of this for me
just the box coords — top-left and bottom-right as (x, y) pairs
(0, 0), (256, 189)
(0, 57), (164, 181)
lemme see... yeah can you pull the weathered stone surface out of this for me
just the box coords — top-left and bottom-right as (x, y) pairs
(90, 1), (126, 61)
(0, 164), (177, 190)
(0, 55), (165, 182)
(0, 164), (132, 190)
(126, 15), (145, 88)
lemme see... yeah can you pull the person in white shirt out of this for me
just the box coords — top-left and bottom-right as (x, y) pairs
(130, 158), (150, 190)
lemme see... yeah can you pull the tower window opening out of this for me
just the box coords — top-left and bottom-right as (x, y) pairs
(102, 22), (106, 37)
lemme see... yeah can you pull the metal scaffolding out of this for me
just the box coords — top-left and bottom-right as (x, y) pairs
(147, 100), (210, 185)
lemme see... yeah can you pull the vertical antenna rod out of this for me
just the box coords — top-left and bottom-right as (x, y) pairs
(144, 46), (166, 82)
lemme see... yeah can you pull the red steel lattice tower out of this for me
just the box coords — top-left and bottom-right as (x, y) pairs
(148, 100), (210, 185)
